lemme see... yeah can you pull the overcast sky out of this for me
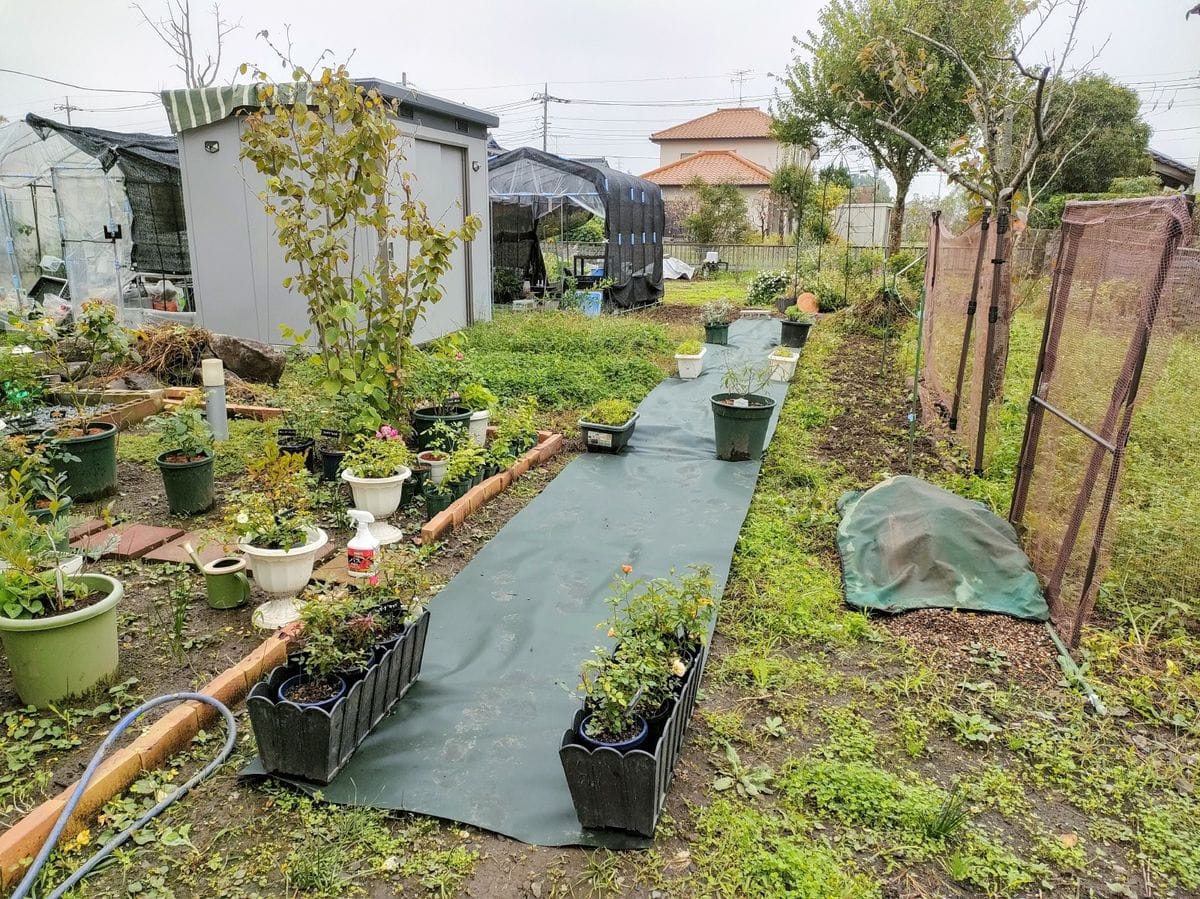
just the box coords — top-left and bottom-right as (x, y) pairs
(1, 0), (1196, 197)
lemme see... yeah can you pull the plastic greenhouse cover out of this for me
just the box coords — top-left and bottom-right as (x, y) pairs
(836, 476), (1048, 621)
(489, 155), (605, 219)
(245, 319), (791, 847)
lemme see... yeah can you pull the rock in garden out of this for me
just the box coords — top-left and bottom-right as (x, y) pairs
(207, 334), (286, 384)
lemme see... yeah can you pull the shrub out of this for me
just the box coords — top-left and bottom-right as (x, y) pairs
(746, 270), (790, 306)
(583, 399), (637, 426)
(701, 300), (739, 326)
(676, 339), (703, 355)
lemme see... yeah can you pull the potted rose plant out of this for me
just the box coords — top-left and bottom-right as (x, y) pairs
(0, 497), (123, 706)
(578, 399), (639, 454)
(149, 398), (215, 516)
(559, 565), (715, 835)
(674, 339), (705, 380)
(340, 426), (413, 545)
(701, 299), (738, 346)
(711, 364), (775, 462)
(780, 305), (815, 349)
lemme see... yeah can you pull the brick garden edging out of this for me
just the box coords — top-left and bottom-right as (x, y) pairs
(418, 430), (564, 545)
(0, 630), (296, 889)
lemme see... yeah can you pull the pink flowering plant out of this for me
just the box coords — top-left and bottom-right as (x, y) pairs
(340, 428), (413, 479)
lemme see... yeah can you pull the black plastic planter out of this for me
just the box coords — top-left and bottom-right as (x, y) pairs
(703, 323), (729, 346)
(424, 486), (453, 520)
(412, 406), (472, 450)
(579, 413), (640, 454)
(559, 642), (708, 836)
(247, 609), (431, 784)
(156, 450), (215, 515)
(402, 465), (429, 506)
(277, 430), (316, 471)
(780, 319), (812, 349)
(319, 448), (345, 482)
(711, 393), (776, 462)
(44, 421), (118, 502)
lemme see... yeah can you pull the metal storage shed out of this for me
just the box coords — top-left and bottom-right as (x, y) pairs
(162, 80), (498, 345)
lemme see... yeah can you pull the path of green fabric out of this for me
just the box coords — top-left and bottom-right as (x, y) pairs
(244, 319), (791, 847)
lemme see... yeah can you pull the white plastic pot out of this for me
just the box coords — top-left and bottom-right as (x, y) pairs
(417, 451), (448, 485)
(341, 467), (411, 519)
(239, 527), (329, 595)
(675, 346), (707, 380)
(468, 410), (490, 447)
(768, 351), (799, 382)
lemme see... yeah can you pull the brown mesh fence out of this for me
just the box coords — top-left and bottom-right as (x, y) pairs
(920, 212), (988, 436)
(1009, 196), (1191, 646)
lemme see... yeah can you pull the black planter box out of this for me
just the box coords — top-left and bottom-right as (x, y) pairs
(579, 412), (639, 454)
(558, 641), (708, 836)
(247, 609), (431, 784)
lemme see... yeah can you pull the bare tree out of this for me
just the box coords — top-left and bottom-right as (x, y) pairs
(133, 0), (241, 89)
(871, 0), (1097, 459)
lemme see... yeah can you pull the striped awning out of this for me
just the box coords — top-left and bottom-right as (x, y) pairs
(160, 84), (315, 134)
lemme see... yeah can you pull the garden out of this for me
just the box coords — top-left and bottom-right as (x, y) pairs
(1, 25), (1198, 899)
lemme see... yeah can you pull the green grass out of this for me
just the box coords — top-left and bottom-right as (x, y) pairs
(118, 418), (275, 477)
(464, 312), (672, 412)
(663, 272), (753, 307)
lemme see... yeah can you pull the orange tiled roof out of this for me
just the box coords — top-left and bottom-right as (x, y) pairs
(650, 107), (775, 141)
(640, 150), (773, 187)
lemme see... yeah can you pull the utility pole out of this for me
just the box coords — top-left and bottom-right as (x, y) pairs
(54, 96), (80, 124)
(530, 83), (569, 152)
(730, 69), (752, 106)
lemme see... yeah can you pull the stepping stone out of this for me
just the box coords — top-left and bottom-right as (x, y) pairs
(71, 524), (185, 560)
(141, 534), (231, 566)
(69, 519), (109, 541)
(312, 555), (354, 585)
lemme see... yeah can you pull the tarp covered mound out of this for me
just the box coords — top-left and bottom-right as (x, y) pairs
(837, 476), (1048, 621)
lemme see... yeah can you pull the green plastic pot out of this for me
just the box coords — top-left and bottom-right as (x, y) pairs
(711, 392), (776, 462)
(44, 421), (118, 502)
(157, 449), (215, 516)
(31, 495), (73, 525)
(424, 486), (452, 520)
(704, 323), (730, 346)
(0, 573), (123, 707)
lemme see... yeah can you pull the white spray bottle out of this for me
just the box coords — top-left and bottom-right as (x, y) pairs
(346, 509), (380, 577)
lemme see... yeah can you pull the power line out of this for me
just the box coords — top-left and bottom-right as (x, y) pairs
(0, 68), (158, 96)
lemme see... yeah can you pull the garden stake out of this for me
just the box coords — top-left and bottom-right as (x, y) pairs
(201, 357), (228, 441)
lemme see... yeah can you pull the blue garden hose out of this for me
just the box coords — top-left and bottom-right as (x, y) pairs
(10, 693), (236, 899)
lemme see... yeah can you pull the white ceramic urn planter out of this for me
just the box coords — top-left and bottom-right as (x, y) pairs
(675, 346), (706, 380)
(341, 466), (411, 545)
(768, 350), (799, 382)
(417, 451), (448, 486)
(242, 527), (329, 629)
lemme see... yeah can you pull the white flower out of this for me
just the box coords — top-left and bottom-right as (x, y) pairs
(671, 658), (687, 677)
(236, 511), (250, 525)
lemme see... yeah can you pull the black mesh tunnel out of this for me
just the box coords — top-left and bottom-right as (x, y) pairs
(488, 147), (664, 309)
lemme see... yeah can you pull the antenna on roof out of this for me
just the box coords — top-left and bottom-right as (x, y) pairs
(729, 69), (752, 106)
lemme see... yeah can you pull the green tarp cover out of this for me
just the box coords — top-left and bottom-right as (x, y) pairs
(836, 476), (1048, 621)
(244, 319), (790, 847)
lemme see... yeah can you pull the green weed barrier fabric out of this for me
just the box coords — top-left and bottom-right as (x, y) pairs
(244, 319), (791, 847)
(836, 475), (1048, 621)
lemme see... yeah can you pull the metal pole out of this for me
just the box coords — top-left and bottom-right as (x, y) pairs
(949, 207), (990, 431)
(542, 83), (548, 152)
(972, 204), (1010, 475)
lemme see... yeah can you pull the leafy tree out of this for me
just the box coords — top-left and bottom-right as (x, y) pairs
(682, 178), (750, 243)
(1031, 73), (1150, 196)
(818, 164), (853, 188)
(851, 172), (893, 203)
(776, 0), (1018, 256)
(239, 61), (480, 431)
